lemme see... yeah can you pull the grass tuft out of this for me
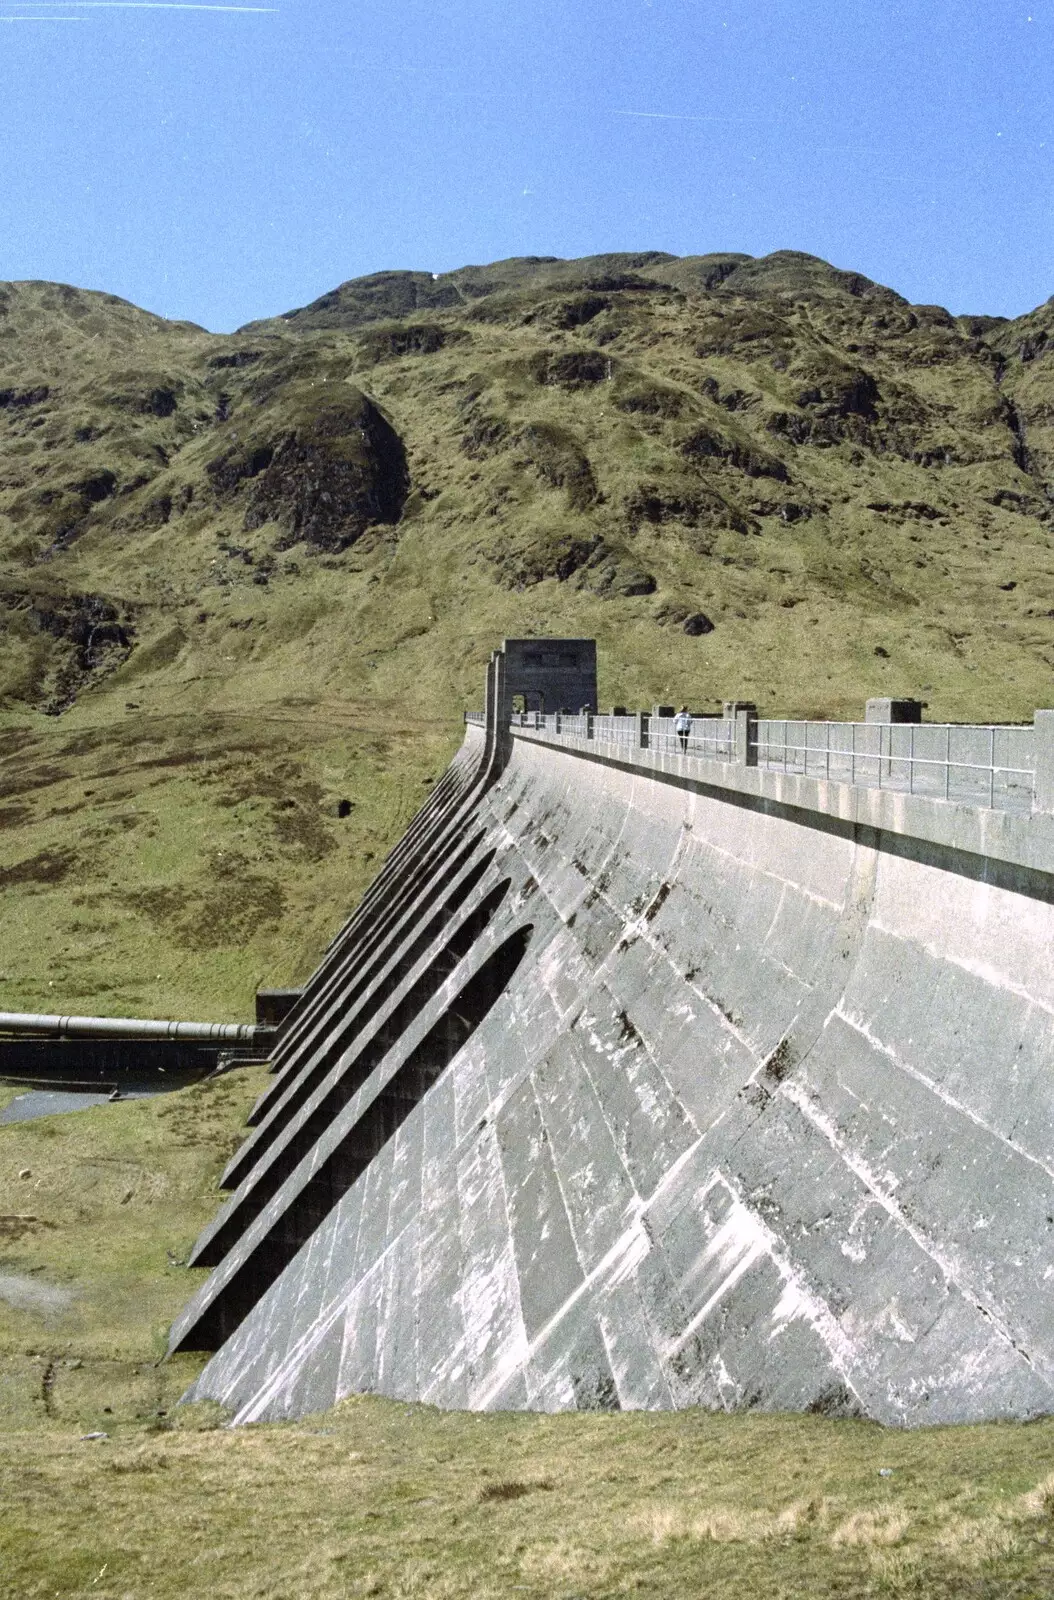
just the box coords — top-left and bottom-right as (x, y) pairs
(477, 1479), (553, 1503)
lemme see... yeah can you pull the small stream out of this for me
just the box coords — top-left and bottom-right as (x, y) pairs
(0, 1066), (213, 1125)
(0, 1085), (172, 1125)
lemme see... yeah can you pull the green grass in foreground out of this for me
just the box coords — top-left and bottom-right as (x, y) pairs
(3, 1074), (1054, 1597)
(4, 1400), (1054, 1600)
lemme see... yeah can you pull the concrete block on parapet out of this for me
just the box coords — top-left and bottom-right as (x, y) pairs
(723, 703), (758, 767)
(1033, 710), (1054, 814)
(865, 697), (924, 724)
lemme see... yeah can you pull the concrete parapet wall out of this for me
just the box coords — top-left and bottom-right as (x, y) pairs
(178, 717), (1054, 1428)
(518, 725), (1054, 888)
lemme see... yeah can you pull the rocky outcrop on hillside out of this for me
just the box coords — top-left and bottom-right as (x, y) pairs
(0, 584), (134, 712)
(207, 389), (409, 553)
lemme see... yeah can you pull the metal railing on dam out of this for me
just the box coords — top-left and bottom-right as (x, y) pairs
(483, 709), (1039, 816)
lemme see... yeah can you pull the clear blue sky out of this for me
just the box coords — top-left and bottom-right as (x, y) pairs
(0, 0), (1049, 331)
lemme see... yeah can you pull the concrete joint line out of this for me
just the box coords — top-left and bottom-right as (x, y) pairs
(778, 1078), (1049, 1385)
(663, 1171), (861, 1394)
(831, 1005), (1054, 1187)
(866, 921), (1054, 1022)
(472, 1206), (652, 1413)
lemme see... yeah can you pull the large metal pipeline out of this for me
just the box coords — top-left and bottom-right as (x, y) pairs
(0, 1011), (261, 1044)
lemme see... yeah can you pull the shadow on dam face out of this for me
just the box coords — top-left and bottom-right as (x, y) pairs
(256, 822), (491, 1109)
(225, 844), (500, 1187)
(174, 921), (534, 1353)
(175, 642), (1054, 1428)
(192, 875), (517, 1268)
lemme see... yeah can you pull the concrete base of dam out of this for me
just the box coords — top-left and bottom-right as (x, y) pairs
(174, 655), (1054, 1428)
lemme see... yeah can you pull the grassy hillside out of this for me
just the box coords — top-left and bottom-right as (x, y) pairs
(1, 249), (1053, 1018)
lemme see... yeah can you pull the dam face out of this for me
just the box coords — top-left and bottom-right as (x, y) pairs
(173, 644), (1054, 1427)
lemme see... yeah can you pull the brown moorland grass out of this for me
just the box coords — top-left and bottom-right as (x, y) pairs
(5, 1393), (1054, 1598)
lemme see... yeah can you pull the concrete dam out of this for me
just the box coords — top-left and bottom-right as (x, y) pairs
(172, 640), (1054, 1428)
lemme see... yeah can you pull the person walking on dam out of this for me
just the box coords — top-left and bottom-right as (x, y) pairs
(674, 706), (691, 754)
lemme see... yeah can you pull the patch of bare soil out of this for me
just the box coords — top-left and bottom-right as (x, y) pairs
(0, 846), (80, 888)
(124, 852), (285, 949)
(0, 1214), (56, 1244)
